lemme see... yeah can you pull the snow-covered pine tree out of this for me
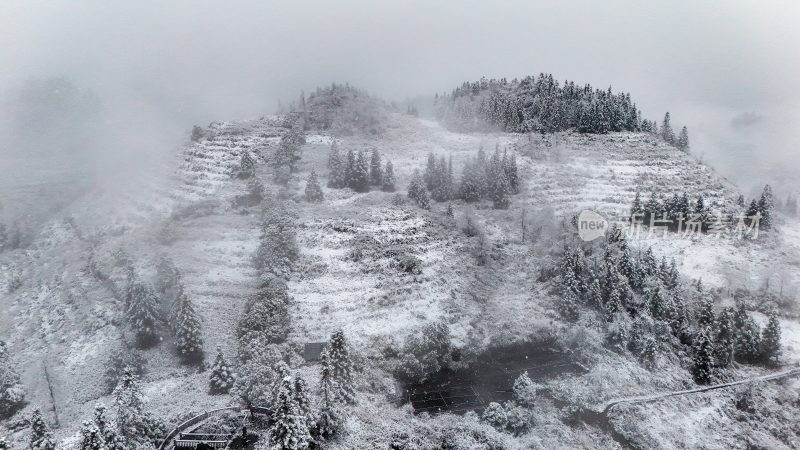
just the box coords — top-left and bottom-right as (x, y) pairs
(232, 343), (281, 406)
(29, 409), (56, 450)
(512, 371), (538, 406)
(208, 348), (235, 394)
(733, 303), (761, 363)
(618, 243), (636, 289)
(273, 126), (305, 177)
(692, 329), (715, 384)
(327, 147), (346, 189)
(79, 421), (105, 450)
(253, 204), (299, 279)
(343, 149), (356, 188)
(696, 289), (715, 328)
(350, 150), (370, 192)
(113, 369), (154, 446)
(293, 377), (316, 433)
(631, 190), (643, 217)
(0, 340), (26, 418)
(557, 289), (580, 322)
(504, 151), (520, 194)
(126, 283), (160, 348)
(736, 194), (745, 208)
(93, 403), (125, 450)
(304, 170), (324, 203)
(238, 150), (255, 179)
(381, 160), (396, 192)
(676, 126), (690, 152)
(760, 309), (781, 366)
(641, 247), (657, 277)
(316, 347), (344, 439)
(171, 286), (204, 364)
(0, 436), (7, 449)
(645, 283), (667, 320)
(661, 112), (675, 145)
(430, 155), (451, 202)
(587, 277), (604, 311)
(492, 169), (511, 209)
(407, 170), (431, 209)
(327, 330), (355, 404)
(757, 184), (774, 231)
(270, 376), (311, 450)
(369, 149), (383, 186)
(714, 308), (735, 368)
(423, 153), (436, 190)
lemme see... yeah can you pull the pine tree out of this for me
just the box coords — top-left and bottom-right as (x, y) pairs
(113, 369), (152, 446)
(93, 404), (124, 450)
(270, 376), (311, 450)
(512, 371), (538, 406)
(238, 151), (255, 179)
(692, 328), (714, 384)
(423, 153), (436, 189)
(618, 243), (636, 289)
(381, 160), (396, 192)
(696, 290), (715, 328)
(641, 247), (657, 277)
(171, 286), (204, 364)
(29, 409), (55, 450)
(293, 377), (316, 433)
(316, 347), (344, 439)
(757, 184), (774, 231)
(676, 126), (690, 152)
(209, 348), (235, 394)
(0, 436), (7, 449)
(557, 289), (580, 322)
(79, 420), (106, 450)
(714, 308), (735, 368)
(631, 190), (643, 217)
(504, 151), (520, 194)
(407, 170), (431, 209)
(253, 205), (299, 279)
(327, 146), (346, 189)
(640, 337), (658, 369)
(304, 170), (324, 203)
(661, 112), (675, 145)
(327, 330), (355, 404)
(733, 303), (761, 363)
(760, 310), (781, 366)
(126, 283), (159, 348)
(587, 277), (604, 311)
(369, 149), (383, 186)
(0, 340), (26, 418)
(492, 170), (511, 209)
(349, 151), (370, 192)
(273, 127), (305, 178)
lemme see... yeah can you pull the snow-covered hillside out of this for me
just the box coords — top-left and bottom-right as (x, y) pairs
(2, 108), (799, 449)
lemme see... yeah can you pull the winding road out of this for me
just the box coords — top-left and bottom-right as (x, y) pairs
(598, 365), (800, 414)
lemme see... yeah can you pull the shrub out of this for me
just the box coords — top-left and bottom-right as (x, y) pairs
(395, 322), (452, 383)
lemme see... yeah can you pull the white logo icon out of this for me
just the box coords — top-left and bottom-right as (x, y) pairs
(577, 210), (608, 241)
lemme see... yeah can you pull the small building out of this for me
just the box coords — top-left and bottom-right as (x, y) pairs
(303, 342), (327, 362)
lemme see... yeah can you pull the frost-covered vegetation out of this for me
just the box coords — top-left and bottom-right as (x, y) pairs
(2, 82), (800, 450)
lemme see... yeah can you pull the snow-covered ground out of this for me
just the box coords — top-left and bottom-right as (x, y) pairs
(2, 111), (799, 448)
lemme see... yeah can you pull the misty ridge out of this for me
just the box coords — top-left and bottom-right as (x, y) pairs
(1, 2), (800, 450)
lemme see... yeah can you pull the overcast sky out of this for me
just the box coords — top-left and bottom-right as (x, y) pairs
(2, 0), (799, 188)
